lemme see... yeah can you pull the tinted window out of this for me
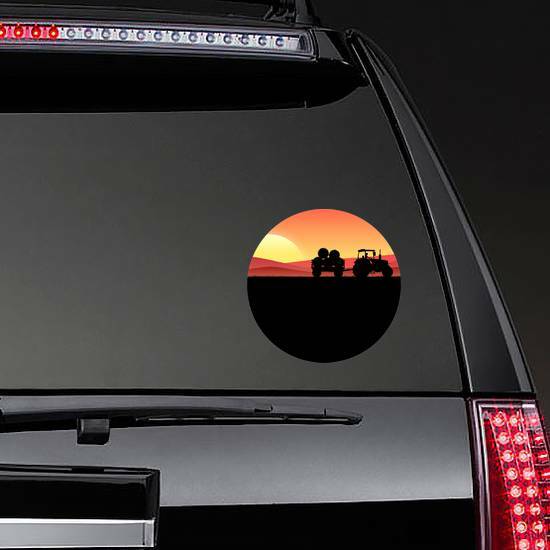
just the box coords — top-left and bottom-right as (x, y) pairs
(0, 88), (460, 390)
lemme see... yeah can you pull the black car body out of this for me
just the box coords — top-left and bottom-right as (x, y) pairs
(0, 2), (543, 549)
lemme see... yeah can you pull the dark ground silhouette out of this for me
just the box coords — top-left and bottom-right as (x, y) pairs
(248, 276), (401, 363)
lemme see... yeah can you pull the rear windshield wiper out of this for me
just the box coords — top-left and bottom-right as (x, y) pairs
(0, 395), (362, 444)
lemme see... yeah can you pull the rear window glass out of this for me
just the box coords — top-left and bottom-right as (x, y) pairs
(0, 88), (460, 390)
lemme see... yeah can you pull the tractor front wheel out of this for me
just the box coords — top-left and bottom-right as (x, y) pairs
(382, 266), (393, 279)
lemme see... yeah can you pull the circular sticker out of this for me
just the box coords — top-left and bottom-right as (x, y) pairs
(247, 209), (401, 363)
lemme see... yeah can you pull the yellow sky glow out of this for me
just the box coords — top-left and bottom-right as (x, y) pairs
(253, 233), (304, 263)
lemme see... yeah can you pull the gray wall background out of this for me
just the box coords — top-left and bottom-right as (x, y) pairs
(315, 1), (550, 414)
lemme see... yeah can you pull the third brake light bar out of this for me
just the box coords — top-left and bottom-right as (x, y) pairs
(0, 20), (315, 57)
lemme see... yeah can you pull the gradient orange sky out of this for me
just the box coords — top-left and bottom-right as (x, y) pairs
(253, 209), (394, 263)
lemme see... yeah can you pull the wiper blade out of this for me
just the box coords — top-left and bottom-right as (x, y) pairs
(0, 395), (362, 443)
(0, 395), (361, 424)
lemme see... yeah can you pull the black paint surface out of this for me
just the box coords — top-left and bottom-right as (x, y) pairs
(158, 499), (475, 549)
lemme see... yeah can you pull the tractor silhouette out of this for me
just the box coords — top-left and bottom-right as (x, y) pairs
(311, 247), (393, 278)
(352, 249), (393, 279)
(312, 248), (345, 278)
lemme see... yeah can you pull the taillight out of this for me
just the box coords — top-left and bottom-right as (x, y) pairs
(474, 401), (550, 550)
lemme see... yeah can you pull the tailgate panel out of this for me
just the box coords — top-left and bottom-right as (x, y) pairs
(0, 397), (472, 505)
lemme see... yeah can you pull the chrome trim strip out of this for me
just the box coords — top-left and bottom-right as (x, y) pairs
(0, 518), (155, 548)
(471, 400), (490, 550)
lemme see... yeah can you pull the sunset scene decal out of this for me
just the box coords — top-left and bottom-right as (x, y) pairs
(248, 209), (399, 277)
(247, 209), (401, 364)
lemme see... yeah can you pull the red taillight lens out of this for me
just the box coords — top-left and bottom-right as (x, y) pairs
(475, 401), (550, 550)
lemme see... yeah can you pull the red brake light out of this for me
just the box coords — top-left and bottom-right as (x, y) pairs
(475, 401), (550, 550)
(13, 24), (24, 39)
(47, 25), (59, 40)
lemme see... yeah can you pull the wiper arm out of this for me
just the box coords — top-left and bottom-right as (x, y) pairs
(0, 395), (362, 444)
